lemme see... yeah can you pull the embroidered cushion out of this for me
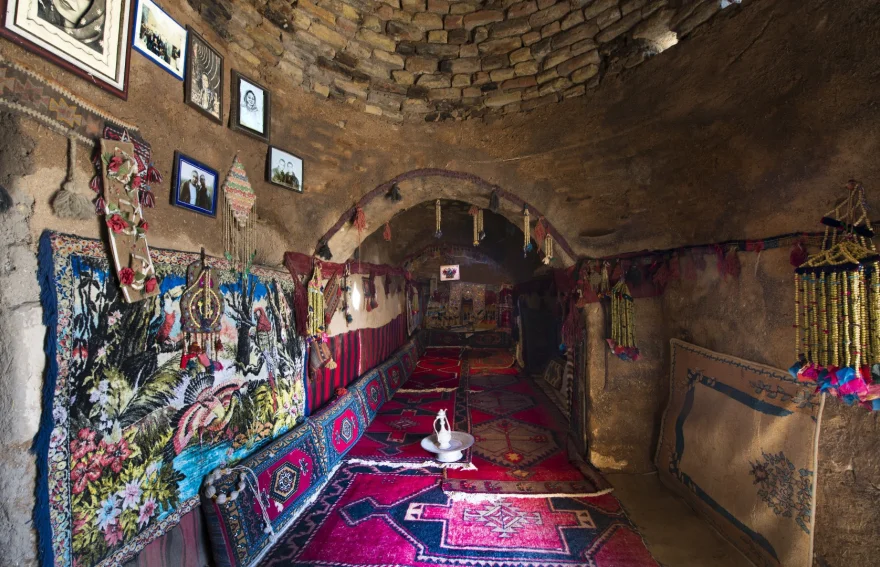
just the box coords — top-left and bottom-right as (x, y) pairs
(350, 369), (385, 422)
(309, 391), (368, 467)
(378, 356), (406, 399)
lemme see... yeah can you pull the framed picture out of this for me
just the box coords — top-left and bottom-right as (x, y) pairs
(132, 0), (186, 79)
(440, 265), (460, 281)
(266, 146), (303, 192)
(230, 69), (270, 142)
(171, 151), (218, 217)
(184, 26), (222, 124)
(0, 0), (133, 98)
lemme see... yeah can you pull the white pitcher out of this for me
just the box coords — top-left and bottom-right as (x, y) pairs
(433, 409), (452, 449)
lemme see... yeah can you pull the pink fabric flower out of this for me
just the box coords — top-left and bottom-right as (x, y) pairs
(103, 522), (124, 546)
(99, 438), (132, 474)
(119, 268), (135, 286)
(144, 277), (158, 293)
(138, 220), (149, 232)
(107, 155), (123, 173)
(131, 175), (143, 189)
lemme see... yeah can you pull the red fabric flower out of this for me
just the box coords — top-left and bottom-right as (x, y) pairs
(98, 438), (131, 474)
(71, 428), (97, 461)
(138, 220), (148, 232)
(70, 455), (102, 494)
(130, 175), (143, 189)
(144, 277), (158, 293)
(106, 214), (128, 234)
(108, 155), (123, 173)
(119, 268), (135, 286)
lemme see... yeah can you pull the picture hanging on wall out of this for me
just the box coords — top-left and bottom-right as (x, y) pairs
(132, 0), (186, 79)
(183, 26), (222, 123)
(0, 0), (133, 98)
(440, 264), (460, 281)
(230, 69), (270, 142)
(171, 151), (218, 216)
(266, 146), (303, 192)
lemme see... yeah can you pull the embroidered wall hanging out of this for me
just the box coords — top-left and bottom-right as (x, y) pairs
(99, 136), (160, 302)
(35, 232), (307, 567)
(323, 268), (341, 327)
(222, 154), (256, 274)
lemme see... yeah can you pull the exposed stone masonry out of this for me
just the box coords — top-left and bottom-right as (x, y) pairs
(188, 0), (735, 121)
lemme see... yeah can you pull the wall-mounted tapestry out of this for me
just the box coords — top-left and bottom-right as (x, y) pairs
(35, 232), (307, 567)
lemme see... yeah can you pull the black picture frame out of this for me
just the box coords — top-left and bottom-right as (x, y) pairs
(266, 146), (303, 193)
(0, 0), (133, 99)
(171, 151), (219, 217)
(184, 27), (223, 124)
(230, 69), (271, 143)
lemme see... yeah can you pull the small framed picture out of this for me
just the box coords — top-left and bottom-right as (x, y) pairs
(231, 70), (270, 142)
(184, 26), (223, 124)
(132, 0), (186, 79)
(0, 0), (133, 98)
(171, 151), (218, 217)
(266, 146), (303, 192)
(440, 265), (460, 281)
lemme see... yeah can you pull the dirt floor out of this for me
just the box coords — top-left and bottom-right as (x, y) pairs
(607, 472), (751, 567)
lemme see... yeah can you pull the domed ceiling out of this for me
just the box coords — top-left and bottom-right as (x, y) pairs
(190, 0), (736, 121)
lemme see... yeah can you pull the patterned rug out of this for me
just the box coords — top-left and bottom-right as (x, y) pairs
(445, 373), (611, 497)
(404, 353), (463, 391)
(261, 464), (659, 567)
(36, 232), (308, 567)
(656, 340), (824, 567)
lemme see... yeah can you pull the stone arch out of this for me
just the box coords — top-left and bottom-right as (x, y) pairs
(318, 168), (577, 267)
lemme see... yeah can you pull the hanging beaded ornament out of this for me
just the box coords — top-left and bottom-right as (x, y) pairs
(468, 205), (484, 246)
(307, 263), (325, 337)
(180, 249), (225, 360)
(790, 180), (880, 410)
(607, 278), (639, 361)
(434, 199), (443, 238)
(522, 206), (532, 257)
(223, 154), (256, 275)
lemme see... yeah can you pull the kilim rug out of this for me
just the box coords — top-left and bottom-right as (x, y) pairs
(261, 464), (659, 567)
(656, 340), (825, 567)
(36, 232), (308, 567)
(445, 372), (611, 497)
(403, 352), (463, 391)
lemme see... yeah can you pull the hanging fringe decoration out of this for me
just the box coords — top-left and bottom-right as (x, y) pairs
(383, 221), (392, 242)
(53, 132), (94, 220)
(607, 279), (639, 361)
(522, 206), (532, 257)
(790, 180), (880, 411)
(353, 205), (367, 234)
(489, 191), (499, 213)
(386, 183), (403, 202)
(434, 199), (442, 238)
(543, 233), (554, 265)
(307, 263), (325, 336)
(222, 154), (257, 275)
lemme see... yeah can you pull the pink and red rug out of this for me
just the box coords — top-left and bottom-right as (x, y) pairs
(261, 464), (658, 567)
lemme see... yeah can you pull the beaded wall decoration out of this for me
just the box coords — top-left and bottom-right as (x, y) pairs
(99, 136), (160, 302)
(607, 279), (639, 361)
(222, 154), (257, 274)
(307, 263), (325, 336)
(790, 180), (880, 410)
(179, 249), (225, 360)
(434, 199), (442, 238)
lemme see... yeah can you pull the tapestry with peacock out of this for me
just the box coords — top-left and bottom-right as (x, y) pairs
(35, 232), (307, 567)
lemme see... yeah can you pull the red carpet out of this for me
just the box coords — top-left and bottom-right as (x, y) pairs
(261, 464), (658, 567)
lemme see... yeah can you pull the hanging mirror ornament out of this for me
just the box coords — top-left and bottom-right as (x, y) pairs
(607, 278), (639, 361)
(435, 199), (443, 238)
(223, 154), (256, 274)
(99, 135), (160, 302)
(790, 180), (880, 410)
(180, 248), (225, 362)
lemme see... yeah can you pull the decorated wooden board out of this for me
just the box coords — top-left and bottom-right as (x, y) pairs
(100, 137), (159, 302)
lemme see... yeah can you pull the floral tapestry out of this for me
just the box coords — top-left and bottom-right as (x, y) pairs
(36, 232), (307, 567)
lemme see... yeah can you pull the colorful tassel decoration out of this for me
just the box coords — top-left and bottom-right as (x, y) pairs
(383, 221), (392, 242)
(534, 217), (547, 251)
(89, 175), (102, 193)
(434, 199), (442, 238)
(146, 163), (162, 184)
(139, 188), (155, 208)
(790, 180), (880, 411)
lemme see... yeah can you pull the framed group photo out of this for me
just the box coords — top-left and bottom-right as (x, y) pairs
(184, 26), (222, 124)
(0, 0), (134, 98)
(230, 70), (270, 142)
(266, 146), (303, 193)
(171, 151), (218, 216)
(132, 0), (186, 79)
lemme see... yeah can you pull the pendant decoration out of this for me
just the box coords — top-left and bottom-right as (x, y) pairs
(607, 278), (639, 361)
(222, 154), (256, 275)
(522, 206), (532, 257)
(307, 262), (325, 336)
(180, 248), (225, 362)
(434, 199), (443, 238)
(790, 180), (880, 410)
(99, 136), (159, 302)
